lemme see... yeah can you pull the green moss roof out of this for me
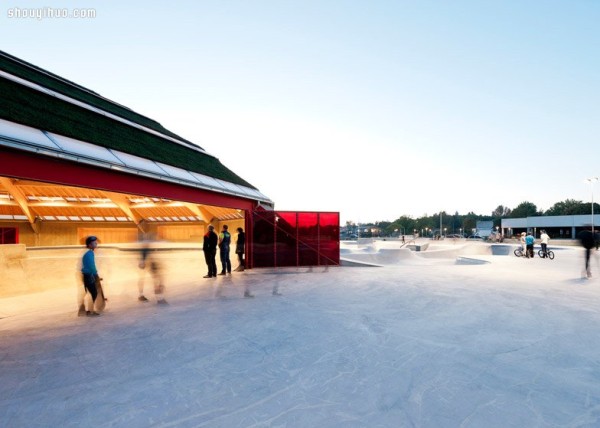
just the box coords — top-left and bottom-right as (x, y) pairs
(0, 50), (193, 145)
(0, 52), (255, 189)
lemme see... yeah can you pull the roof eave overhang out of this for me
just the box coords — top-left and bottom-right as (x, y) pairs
(0, 120), (273, 208)
(0, 145), (269, 211)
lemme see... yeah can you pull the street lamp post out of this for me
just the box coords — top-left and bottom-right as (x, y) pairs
(587, 177), (599, 234)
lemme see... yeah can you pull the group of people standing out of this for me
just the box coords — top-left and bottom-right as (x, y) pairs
(78, 224), (247, 316)
(519, 229), (551, 259)
(202, 225), (245, 278)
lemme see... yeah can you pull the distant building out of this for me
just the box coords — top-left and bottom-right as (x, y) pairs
(475, 220), (494, 238)
(501, 214), (597, 239)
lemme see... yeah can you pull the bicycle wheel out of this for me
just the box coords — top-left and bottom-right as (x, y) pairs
(514, 248), (523, 257)
(547, 251), (554, 260)
(537, 249), (544, 258)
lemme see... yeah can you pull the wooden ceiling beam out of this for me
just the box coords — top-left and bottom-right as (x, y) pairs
(182, 203), (209, 222)
(103, 191), (146, 233)
(0, 177), (39, 233)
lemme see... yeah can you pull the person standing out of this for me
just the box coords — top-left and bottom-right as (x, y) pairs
(540, 230), (550, 258)
(203, 225), (218, 278)
(234, 227), (246, 272)
(218, 225), (232, 275)
(79, 235), (101, 316)
(525, 232), (535, 258)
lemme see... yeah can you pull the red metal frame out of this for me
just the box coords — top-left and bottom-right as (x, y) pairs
(0, 148), (259, 210)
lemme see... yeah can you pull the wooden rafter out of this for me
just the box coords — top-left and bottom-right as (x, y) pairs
(103, 191), (146, 233)
(0, 177), (39, 233)
(182, 203), (208, 222)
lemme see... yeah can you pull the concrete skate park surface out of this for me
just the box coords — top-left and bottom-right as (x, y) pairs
(340, 238), (520, 266)
(3, 239), (600, 427)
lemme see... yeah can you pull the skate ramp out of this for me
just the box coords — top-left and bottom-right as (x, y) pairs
(455, 257), (491, 265)
(340, 240), (505, 267)
(340, 248), (429, 267)
(340, 247), (455, 267)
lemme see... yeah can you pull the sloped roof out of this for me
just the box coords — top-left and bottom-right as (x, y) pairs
(0, 50), (255, 189)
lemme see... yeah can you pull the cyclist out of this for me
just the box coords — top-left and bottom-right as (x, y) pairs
(540, 230), (550, 258)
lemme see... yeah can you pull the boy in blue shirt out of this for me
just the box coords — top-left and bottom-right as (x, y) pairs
(525, 232), (535, 259)
(80, 235), (101, 316)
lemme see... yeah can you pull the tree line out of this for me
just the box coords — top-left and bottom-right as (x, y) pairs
(344, 199), (600, 237)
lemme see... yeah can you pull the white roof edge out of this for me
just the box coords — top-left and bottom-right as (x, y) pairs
(0, 69), (213, 157)
(0, 133), (273, 205)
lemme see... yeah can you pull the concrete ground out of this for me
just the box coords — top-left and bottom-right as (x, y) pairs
(2, 240), (600, 427)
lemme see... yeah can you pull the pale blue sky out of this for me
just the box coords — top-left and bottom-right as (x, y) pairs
(2, 1), (599, 223)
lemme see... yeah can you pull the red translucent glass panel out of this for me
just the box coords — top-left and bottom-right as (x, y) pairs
(275, 212), (298, 267)
(318, 212), (340, 265)
(251, 211), (339, 268)
(252, 211), (276, 268)
(0, 227), (18, 244)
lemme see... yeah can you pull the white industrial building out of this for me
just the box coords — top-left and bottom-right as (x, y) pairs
(501, 214), (597, 239)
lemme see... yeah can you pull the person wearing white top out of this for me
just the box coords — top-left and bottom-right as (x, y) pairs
(540, 230), (550, 258)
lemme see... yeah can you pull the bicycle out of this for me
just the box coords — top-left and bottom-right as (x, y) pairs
(514, 246), (538, 258)
(537, 248), (555, 260)
(514, 247), (527, 257)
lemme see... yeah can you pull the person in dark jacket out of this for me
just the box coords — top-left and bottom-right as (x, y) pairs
(203, 225), (218, 278)
(218, 225), (232, 275)
(579, 228), (598, 278)
(234, 227), (246, 272)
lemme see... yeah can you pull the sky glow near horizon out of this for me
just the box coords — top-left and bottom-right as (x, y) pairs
(1, 1), (599, 224)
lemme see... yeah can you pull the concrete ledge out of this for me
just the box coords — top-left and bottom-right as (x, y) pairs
(455, 257), (490, 265)
(406, 243), (429, 252)
(0, 244), (26, 260)
(340, 258), (382, 267)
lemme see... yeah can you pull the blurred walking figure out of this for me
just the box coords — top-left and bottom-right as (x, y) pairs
(540, 230), (550, 258)
(520, 232), (527, 257)
(234, 227), (245, 272)
(218, 225), (232, 275)
(203, 225), (218, 278)
(78, 235), (101, 317)
(138, 238), (167, 304)
(578, 228), (597, 278)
